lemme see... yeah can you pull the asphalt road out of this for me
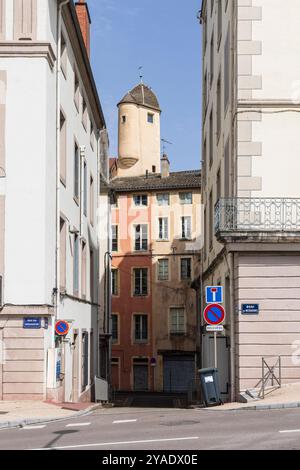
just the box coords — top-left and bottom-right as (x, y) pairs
(1, 406), (300, 450)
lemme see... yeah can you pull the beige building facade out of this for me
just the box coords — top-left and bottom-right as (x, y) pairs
(201, 0), (300, 401)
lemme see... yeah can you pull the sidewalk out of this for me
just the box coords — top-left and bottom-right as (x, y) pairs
(206, 383), (300, 411)
(0, 400), (99, 429)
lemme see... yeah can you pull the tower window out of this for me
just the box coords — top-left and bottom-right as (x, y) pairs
(122, 115), (126, 123)
(147, 113), (154, 124)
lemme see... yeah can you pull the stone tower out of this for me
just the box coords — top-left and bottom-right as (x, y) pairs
(117, 83), (161, 177)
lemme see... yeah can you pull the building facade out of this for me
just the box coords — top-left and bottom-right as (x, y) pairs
(0, 0), (108, 401)
(201, 0), (300, 402)
(110, 84), (202, 393)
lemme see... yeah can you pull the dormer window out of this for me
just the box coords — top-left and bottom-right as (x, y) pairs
(147, 113), (154, 124)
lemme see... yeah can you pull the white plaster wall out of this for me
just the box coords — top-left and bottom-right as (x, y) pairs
(4, 58), (54, 305)
(252, 0), (300, 101)
(252, 113), (300, 198)
(59, 20), (99, 303)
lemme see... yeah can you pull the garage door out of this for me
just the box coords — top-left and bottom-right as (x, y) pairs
(163, 355), (195, 393)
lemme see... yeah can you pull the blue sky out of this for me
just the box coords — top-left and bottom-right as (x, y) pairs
(88, 0), (202, 172)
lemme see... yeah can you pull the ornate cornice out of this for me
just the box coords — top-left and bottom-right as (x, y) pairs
(0, 41), (56, 69)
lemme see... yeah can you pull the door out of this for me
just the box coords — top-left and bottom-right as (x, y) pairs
(202, 334), (230, 401)
(133, 365), (148, 391)
(163, 355), (195, 393)
(72, 333), (79, 402)
(111, 359), (120, 391)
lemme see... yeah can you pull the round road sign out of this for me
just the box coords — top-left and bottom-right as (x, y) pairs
(203, 304), (225, 326)
(55, 320), (70, 336)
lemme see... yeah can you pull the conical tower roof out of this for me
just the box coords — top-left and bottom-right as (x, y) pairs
(118, 83), (161, 112)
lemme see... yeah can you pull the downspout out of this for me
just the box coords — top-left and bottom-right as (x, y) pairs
(229, 251), (236, 402)
(229, 0), (238, 403)
(55, 0), (70, 348)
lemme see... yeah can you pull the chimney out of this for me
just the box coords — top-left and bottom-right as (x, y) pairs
(161, 154), (170, 178)
(75, 1), (91, 58)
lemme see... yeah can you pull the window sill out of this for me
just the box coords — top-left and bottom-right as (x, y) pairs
(170, 332), (185, 337)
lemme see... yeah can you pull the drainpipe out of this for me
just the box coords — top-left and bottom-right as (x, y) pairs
(54, 0), (70, 348)
(229, 251), (236, 402)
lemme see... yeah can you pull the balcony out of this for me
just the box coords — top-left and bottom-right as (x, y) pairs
(215, 198), (300, 242)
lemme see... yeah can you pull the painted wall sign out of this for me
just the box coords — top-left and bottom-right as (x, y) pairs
(23, 317), (41, 329)
(242, 304), (259, 315)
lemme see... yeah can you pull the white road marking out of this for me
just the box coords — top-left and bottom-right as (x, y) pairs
(31, 436), (199, 450)
(279, 429), (300, 434)
(22, 425), (46, 430)
(65, 422), (91, 427)
(113, 419), (137, 424)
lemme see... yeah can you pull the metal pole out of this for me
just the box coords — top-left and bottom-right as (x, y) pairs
(214, 332), (217, 368)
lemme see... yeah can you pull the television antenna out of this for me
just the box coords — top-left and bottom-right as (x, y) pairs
(161, 138), (173, 154)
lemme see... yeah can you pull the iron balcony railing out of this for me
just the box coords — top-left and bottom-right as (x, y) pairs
(215, 198), (300, 233)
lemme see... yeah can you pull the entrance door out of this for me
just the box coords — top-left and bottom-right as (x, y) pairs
(111, 358), (120, 391)
(163, 355), (195, 393)
(72, 333), (79, 402)
(202, 334), (230, 401)
(133, 365), (148, 391)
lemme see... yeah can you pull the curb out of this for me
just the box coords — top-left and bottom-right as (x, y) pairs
(235, 401), (300, 411)
(201, 401), (300, 412)
(0, 403), (102, 430)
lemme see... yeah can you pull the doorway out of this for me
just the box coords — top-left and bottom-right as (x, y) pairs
(133, 359), (149, 391)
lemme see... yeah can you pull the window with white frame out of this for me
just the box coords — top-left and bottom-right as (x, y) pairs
(169, 307), (185, 335)
(82, 97), (88, 130)
(61, 33), (67, 78)
(74, 142), (80, 201)
(74, 71), (80, 110)
(133, 268), (148, 296)
(134, 224), (148, 251)
(158, 217), (168, 240)
(156, 193), (170, 206)
(112, 268), (119, 296)
(158, 259), (169, 281)
(181, 216), (192, 239)
(181, 258), (192, 280)
(179, 192), (193, 205)
(133, 194), (148, 207)
(73, 233), (79, 295)
(83, 161), (87, 217)
(134, 315), (148, 342)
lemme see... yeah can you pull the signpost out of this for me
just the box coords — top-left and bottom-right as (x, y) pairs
(203, 292), (225, 369)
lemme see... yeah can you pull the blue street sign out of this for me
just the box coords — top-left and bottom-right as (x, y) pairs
(23, 317), (41, 329)
(242, 304), (259, 315)
(206, 286), (223, 304)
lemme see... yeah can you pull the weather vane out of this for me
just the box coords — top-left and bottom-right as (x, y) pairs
(138, 66), (143, 84)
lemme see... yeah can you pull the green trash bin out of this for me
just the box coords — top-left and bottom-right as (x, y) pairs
(199, 368), (222, 407)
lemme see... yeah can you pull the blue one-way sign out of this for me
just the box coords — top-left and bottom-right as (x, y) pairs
(206, 286), (223, 304)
